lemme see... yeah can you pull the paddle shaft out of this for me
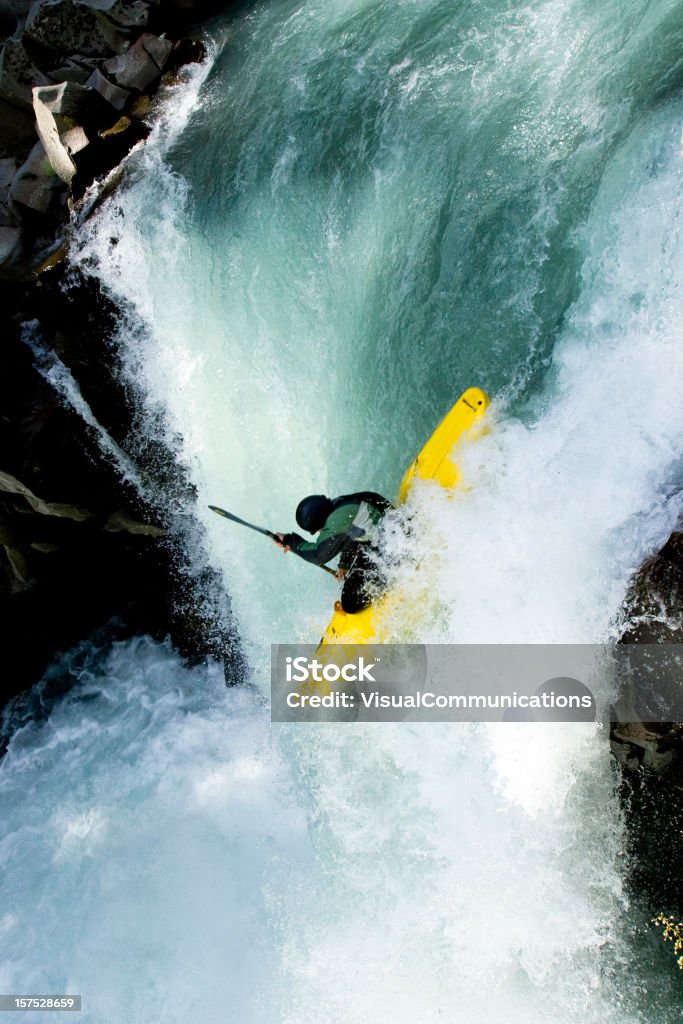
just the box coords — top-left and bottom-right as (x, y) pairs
(208, 505), (338, 578)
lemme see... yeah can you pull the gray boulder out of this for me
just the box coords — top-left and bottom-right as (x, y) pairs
(0, 34), (51, 107)
(10, 139), (63, 213)
(24, 0), (129, 58)
(103, 32), (172, 92)
(0, 224), (21, 266)
(47, 57), (98, 86)
(84, 66), (131, 110)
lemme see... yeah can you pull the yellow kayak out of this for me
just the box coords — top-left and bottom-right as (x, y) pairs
(320, 387), (490, 645)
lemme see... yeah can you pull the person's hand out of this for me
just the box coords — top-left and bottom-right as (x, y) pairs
(273, 532), (290, 552)
(335, 567), (346, 582)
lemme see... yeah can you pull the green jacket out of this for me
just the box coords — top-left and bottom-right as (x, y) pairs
(284, 492), (390, 569)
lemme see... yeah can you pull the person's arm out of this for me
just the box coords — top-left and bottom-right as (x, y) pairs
(281, 529), (347, 566)
(276, 505), (357, 565)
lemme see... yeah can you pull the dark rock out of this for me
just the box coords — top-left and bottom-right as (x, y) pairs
(0, 3), (19, 39)
(103, 31), (172, 91)
(70, 110), (149, 201)
(0, 272), (161, 697)
(0, 0), (34, 33)
(617, 662), (683, 922)
(611, 721), (679, 773)
(103, 509), (165, 535)
(24, 0), (129, 59)
(0, 265), (242, 706)
(159, 36), (206, 87)
(0, 469), (93, 519)
(619, 769), (683, 921)
(0, 97), (35, 161)
(620, 531), (683, 645)
(128, 90), (150, 116)
(0, 156), (17, 233)
(166, 36), (206, 73)
(611, 530), (683, 787)
(0, 0), (246, 717)
(162, 0), (244, 24)
(0, 156), (16, 186)
(46, 56), (97, 85)
(0, 33), (51, 106)
(10, 140), (63, 214)
(0, 224), (22, 265)
(84, 64), (131, 109)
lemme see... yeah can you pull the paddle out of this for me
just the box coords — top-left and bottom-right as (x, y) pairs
(208, 504), (338, 578)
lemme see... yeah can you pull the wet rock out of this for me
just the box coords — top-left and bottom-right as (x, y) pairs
(129, 90), (150, 116)
(159, 36), (206, 88)
(46, 56), (97, 85)
(70, 109), (148, 201)
(84, 65), (131, 109)
(166, 36), (206, 73)
(103, 31), (172, 91)
(97, 113), (129, 135)
(0, 265), (240, 706)
(103, 509), (165, 535)
(24, 0), (129, 59)
(10, 140), (63, 213)
(612, 530), (683, 783)
(621, 531), (683, 645)
(611, 722), (679, 773)
(0, 469), (92, 519)
(0, 3), (238, 709)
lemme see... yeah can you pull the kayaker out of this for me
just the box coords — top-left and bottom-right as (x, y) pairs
(274, 492), (392, 613)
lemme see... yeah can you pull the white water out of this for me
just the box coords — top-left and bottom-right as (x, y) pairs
(3, 1), (683, 1020)
(0, 639), (312, 1022)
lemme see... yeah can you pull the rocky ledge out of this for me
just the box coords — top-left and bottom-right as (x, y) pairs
(614, 530), (683, 778)
(0, 0), (245, 713)
(0, 263), (244, 718)
(0, 0), (229, 275)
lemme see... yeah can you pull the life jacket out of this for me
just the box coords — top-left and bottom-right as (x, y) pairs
(285, 492), (392, 567)
(329, 492), (393, 556)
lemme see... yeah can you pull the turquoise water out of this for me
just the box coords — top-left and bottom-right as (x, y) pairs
(2, 0), (683, 1019)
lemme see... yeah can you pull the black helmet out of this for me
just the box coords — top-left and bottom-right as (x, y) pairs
(296, 494), (332, 533)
